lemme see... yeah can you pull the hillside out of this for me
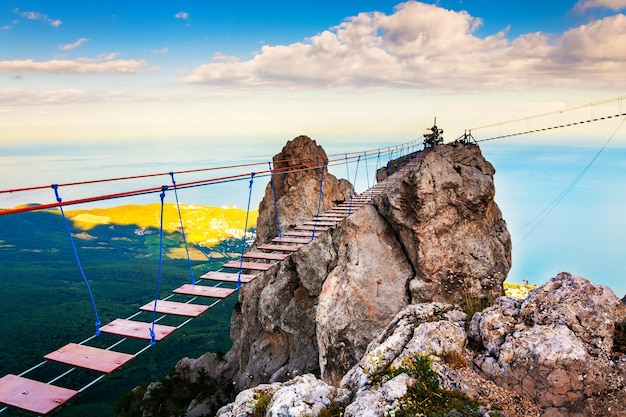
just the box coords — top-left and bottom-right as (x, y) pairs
(0, 204), (256, 417)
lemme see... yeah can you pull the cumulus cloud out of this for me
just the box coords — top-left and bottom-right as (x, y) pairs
(0, 56), (150, 74)
(175, 11), (189, 20)
(13, 8), (62, 27)
(180, 0), (626, 92)
(60, 38), (89, 51)
(574, 0), (626, 11)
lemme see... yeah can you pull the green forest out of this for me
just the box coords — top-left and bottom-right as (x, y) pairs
(0, 210), (244, 416)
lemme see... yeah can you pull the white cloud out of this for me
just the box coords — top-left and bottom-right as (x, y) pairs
(13, 8), (62, 27)
(574, 0), (626, 11)
(180, 1), (626, 92)
(153, 47), (170, 54)
(60, 38), (89, 51)
(0, 56), (150, 74)
(2, 19), (19, 31)
(175, 11), (189, 20)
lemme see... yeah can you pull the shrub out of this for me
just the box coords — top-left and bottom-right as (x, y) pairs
(251, 389), (273, 417)
(386, 354), (494, 417)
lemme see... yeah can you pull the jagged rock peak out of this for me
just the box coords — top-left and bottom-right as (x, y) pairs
(254, 135), (352, 245)
(142, 140), (514, 416)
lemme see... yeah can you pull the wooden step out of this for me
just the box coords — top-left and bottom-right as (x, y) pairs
(139, 300), (210, 317)
(44, 343), (134, 374)
(283, 230), (323, 237)
(222, 260), (276, 271)
(256, 243), (301, 252)
(302, 221), (337, 227)
(272, 237), (313, 244)
(100, 318), (177, 342)
(243, 251), (290, 261)
(0, 374), (79, 415)
(200, 271), (257, 283)
(173, 284), (236, 299)
(294, 225), (331, 231)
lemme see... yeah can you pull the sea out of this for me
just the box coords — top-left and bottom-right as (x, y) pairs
(2, 135), (625, 297)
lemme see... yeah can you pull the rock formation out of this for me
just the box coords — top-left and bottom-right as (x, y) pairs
(129, 138), (625, 417)
(254, 135), (352, 245)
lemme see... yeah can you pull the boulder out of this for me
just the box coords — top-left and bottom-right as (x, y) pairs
(470, 272), (626, 415)
(375, 143), (511, 306)
(254, 135), (352, 245)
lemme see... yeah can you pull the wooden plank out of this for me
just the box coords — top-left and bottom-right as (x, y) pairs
(200, 271), (257, 283)
(302, 221), (336, 227)
(222, 260), (276, 271)
(173, 284), (236, 299)
(44, 343), (134, 374)
(0, 374), (78, 415)
(272, 237), (313, 244)
(139, 300), (210, 317)
(294, 225), (331, 231)
(256, 244), (301, 252)
(243, 251), (289, 261)
(100, 318), (176, 341)
(283, 230), (322, 237)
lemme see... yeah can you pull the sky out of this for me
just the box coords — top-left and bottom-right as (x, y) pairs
(1, 1), (626, 295)
(1, 0), (626, 143)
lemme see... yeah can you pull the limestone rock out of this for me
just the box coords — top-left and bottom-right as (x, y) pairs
(214, 374), (350, 417)
(143, 141), (513, 415)
(470, 272), (626, 414)
(341, 302), (540, 417)
(254, 135), (351, 245)
(375, 143), (511, 306)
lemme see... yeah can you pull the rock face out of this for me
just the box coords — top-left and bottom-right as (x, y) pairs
(254, 135), (352, 245)
(134, 138), (626, 417)
(376, 143), (511, 306)
(470, 272), (626, 416)
(167, 139), (512, 414)
(212, 274), (626, 417)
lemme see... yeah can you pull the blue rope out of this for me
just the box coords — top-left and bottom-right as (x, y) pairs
(268, 162), (283, 239)
(364, 151), (370, 191)
(150, 185), (168, 346)
(312, 160), (326, 239)
(373, 151), (381, 197)
(51, 184), (101, 337)
(237, 172), (255, 290)
(349, 155), (361, 213)
(170, 172), (195, 285)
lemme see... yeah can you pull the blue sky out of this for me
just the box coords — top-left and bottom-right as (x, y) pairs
(1, 0), (626, 143)
(1, 1), (626, 295)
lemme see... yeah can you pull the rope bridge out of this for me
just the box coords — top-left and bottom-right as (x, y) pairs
(0, 140), (424, 415)
(1, 93), (624, 414)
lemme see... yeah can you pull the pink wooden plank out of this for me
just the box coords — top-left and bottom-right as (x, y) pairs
(173, 284), (236, 299)
(243, 251), (289, 261)
(283, 230), (322, 238)
(100, 318), (176, 341)
(44, 343), (134, 374)
(256, 244), (301, 252)
(222, 261), (276, 271)
(272, 237), (312, 244)
(139, 300), (210, 317)
(294, 226), (331, 232)
(200, 271), (257, 283)
(0, 374), (78, 415)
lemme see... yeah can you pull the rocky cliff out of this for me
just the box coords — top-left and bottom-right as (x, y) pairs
(129, 137), (626, 417)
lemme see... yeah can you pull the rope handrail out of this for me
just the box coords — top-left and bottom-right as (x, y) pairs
(0, 147), (398, 217)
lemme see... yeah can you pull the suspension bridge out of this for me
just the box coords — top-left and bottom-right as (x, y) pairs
(0, 94), (624, 415)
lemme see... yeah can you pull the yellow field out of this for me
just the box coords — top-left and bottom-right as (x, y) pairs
(64, 203), (258, 248)
(504, 282), (537, 300)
